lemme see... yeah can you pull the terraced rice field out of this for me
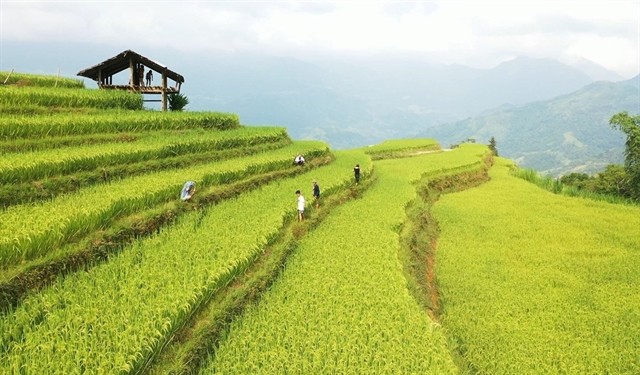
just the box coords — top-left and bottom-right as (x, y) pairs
(1, 73), (638, 374)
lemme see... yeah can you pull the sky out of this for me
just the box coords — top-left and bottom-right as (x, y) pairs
(1, 0), (639, 78)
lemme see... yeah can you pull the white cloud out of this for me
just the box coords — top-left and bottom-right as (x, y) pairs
(1, 0), (638, 77)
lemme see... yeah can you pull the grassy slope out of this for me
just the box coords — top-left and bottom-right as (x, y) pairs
(2, 72), (637, 374)
(433, 158), (640, 374)
(147, 149), (372, 374)
(0, 148), (360, 373)
(201, 145), (488, 374)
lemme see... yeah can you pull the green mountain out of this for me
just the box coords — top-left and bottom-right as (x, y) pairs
(3, 43), (604, 150)
(425, 75), (640, 176)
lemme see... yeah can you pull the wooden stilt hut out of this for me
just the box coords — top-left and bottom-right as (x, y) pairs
(77, 50), (184, 111)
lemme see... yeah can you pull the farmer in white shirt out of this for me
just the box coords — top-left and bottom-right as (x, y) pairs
(295, 190), (305, 221)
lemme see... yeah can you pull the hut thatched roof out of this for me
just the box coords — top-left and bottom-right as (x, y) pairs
(77, 49), (184, 83)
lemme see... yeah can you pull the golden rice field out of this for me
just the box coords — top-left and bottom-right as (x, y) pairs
(433, 158), (640, 374)
(1, 73), (638, 374)
(201, 144), (489, 374)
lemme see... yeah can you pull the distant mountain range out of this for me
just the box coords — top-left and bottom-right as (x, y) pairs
(181, 54), (604, 148)
(425, 75), (640, 176)
(3, 42), (639, 175)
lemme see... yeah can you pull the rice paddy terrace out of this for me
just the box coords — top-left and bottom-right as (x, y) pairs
(1, 72), (638, 374)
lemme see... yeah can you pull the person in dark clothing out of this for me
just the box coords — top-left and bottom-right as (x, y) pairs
(312, 180), (320, 208)
(354, 164), (361, 184)
(145, 70), (153, 86)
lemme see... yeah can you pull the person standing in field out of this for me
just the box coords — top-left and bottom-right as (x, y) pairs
(354, 164), (361, 184)
(312, 180), (320, 208)
(145, 69), (153, 86)
(296, 190), (305, 221)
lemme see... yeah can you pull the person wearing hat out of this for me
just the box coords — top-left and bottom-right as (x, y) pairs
(295, 190), (305, 221)
(312, 180), (320, 208)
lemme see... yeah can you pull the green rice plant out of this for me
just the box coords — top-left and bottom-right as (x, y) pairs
(0, 127), (289, 184)
(364, 138), (440, 154)
(0, 71), (84, 88)
(433, 158), (640, 374)
(0, 104), (103, 116)
(0, 110), (240, 140)
(0, 141), (328, 268)
(0, 149), (366, 374)
(364, 138), (441, 160)
(202, 146), (486, 374)
(0, 138), (292, 209)
(0, 132), (143, 153)
(0, 86), (142, 110)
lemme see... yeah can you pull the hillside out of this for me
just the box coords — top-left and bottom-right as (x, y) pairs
(183, 54), (600, 149)
(425, 75), (640, 176)
(7, 45), (630, 176)
(3, 42), (608, 149)
(433, 158), (640, 374)
(1, 73), (639, 374)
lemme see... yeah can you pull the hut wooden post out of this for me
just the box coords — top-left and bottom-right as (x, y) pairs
(161, 73), (168, 111)
(129, 58), (135, 88)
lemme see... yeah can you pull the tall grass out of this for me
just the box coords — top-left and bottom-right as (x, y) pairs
(0, 127), (289, 184)
(0, 86), (142, 110)
(364, 138), (441, 159)
(0, 110), (240, 140)
(510, 166), (635, 205)
(0, 71), (84, 89)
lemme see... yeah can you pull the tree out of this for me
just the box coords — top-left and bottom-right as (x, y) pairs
(168, 93), (189, 111)
(610, 112), (640, 200)
(488, 136), (499, 156)
(591, 164), (629, 196)
(559, 172), (590, 189)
